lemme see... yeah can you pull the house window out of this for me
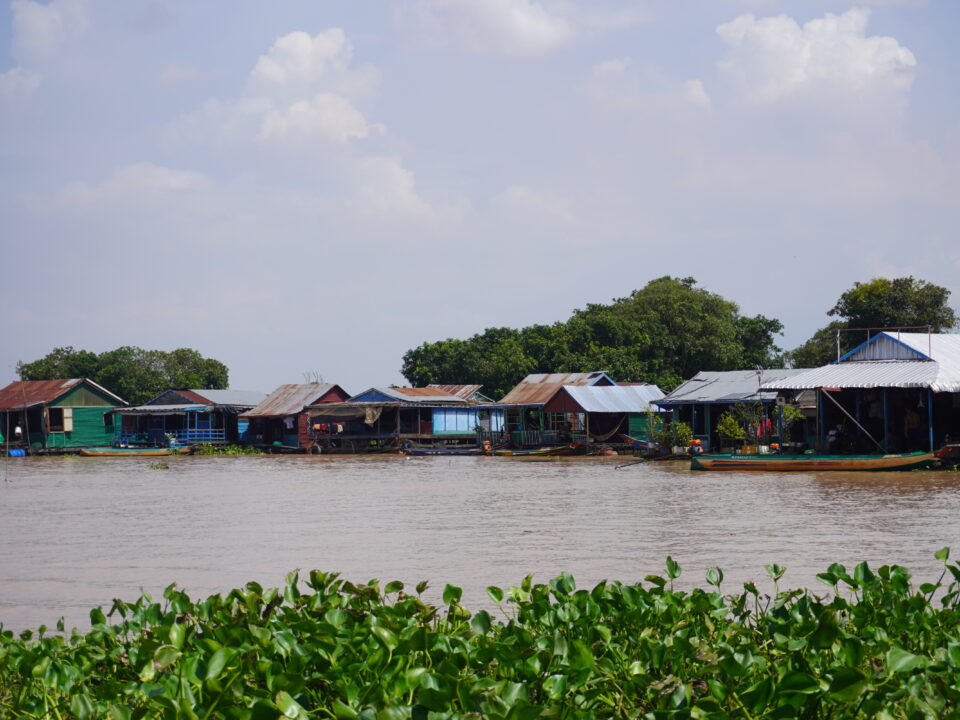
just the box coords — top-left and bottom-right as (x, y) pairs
(48, 408), (64, 432)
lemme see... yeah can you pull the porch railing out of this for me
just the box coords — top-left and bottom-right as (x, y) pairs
(116, 429), (226, 446)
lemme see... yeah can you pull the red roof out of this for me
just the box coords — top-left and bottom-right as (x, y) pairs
(0, 379), (127, 410)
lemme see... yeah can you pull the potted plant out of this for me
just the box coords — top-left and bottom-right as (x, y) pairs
(717, 411), (745, 453)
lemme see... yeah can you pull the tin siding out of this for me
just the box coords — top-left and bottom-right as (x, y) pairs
(45, 408), (116, 448)
(845, 336), (927, 362)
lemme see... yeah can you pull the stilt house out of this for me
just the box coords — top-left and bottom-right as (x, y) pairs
(239, 383), (350, 451)
(0, 379), (126, 452)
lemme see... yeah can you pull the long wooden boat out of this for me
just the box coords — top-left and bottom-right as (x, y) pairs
(79, 446), (195, 457)
(403, 446), (485, 456)
(691, 451), (936, 472)
(488, 443), (581, 457)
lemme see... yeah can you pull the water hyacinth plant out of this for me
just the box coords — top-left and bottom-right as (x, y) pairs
(2, 552), (960, 719)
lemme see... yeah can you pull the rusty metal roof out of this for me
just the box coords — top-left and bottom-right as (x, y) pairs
(0, 379), (125, 410)
(428, 384), (483, 400)
(498, 371), (614, 405)
(241, 383), (346, 417)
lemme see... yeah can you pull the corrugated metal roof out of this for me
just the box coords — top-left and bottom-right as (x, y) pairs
(657, 369), (810, 405)
(241, 384), (344, 418)
(0, 378), (126, 410)
(183, 389), (266, 407)
(349, 387), (469, 404)
(117, 404), (208, 415)
(499, 371), (612, 405)
(0, 379), (81, 409)
(428, 384), (483, 400)
(559, 385), (666, 413)
(517, 372), (611, 386)
(761, 333), (960, 392)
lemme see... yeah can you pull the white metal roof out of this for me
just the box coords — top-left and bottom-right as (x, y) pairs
(657, 369), (810, 404)
(560, 385), (665, 413)
(761, 332), (960, 393)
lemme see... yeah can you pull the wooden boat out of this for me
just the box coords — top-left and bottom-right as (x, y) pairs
(690, 451), (936, 472)
(488, 443), (582, 457)
(620, 434), (659, 452)
(79, 446), (195, 457)
(403, 446), (485, 456)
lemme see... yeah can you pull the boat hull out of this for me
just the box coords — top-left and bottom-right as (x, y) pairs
(403, 447), (484, 456)
(489, 443), (581, 457)
(690, 452), (936, 472)
(79, 446), (195, 457)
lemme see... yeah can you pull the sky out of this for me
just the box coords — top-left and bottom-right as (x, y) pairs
(1, 0), (958, 395)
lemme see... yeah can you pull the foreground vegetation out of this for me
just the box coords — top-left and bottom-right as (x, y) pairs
(3, 553), (960, 719)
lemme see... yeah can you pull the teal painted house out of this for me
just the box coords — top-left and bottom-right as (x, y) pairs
(0, 379), (127, 453)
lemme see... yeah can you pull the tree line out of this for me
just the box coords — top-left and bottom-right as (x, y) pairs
(16, 276), (956, 403)
(16, 347), (228, 405)
(401, 276), (957, 396)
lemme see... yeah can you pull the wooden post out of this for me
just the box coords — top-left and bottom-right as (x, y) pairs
(928, 388), (934, 452)
(882, 389), (889, 452)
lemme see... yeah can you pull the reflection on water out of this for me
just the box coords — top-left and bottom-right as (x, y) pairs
(1, 455), (959, 631)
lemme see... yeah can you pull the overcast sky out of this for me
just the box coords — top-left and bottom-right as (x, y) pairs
(2, 0), (958, 395)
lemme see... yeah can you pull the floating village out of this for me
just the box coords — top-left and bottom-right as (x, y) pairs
(3, 330), (960, 471)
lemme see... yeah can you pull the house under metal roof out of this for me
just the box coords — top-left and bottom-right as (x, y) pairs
(657, 369), (810, 405)
(427, 384), (490, 402)
(761, 332), (960, 393)
(241, 384), (348, 418)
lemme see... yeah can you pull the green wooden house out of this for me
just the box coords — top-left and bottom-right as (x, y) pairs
(0, 379), (127, 453)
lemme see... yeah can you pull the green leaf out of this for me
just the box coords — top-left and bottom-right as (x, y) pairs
(168, 622), (185, 649)
(371, 625), (398, 652)
(443, 584), (462, 605)
(275, 691), (308, 719)
(765, 563), (786, 582)
(666, 556), (681, 580)
(947, 643), (960, 668)
(828, 668), (867, 701)
(89, 607), (106, 626)
(886, 647), (928, 673)
(108, 707), (132, 720)
(333, 700), (359, 720)
(486, 586), (504, 604)
(778, 671), (820, 695)
(471, 609), (492, 635)
(153, 644), (181, 671)
(706, 567), (723, 587)
(543, 674), (568, 700)
(70, 693), (94, 720)
(384, 580), (404, 594)
(935, 547), (950, 561)
(205, 647), (237, 680)
(416, 580), (429, 595)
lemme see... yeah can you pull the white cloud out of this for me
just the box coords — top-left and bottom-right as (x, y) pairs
(356, 156), (431, 216)
(404, 0), (573, 56)
(0, 67), (41, 98)
(716, 8), (916, 104)
(62, 162), (210, 205)
(173, 28), (382, 148)
(248, 29), (380, 103)
(11, 0), (87, 63)
(592, 58), (630, 77)
(258, 92), (386, 144)
(682, 79), (711, 108)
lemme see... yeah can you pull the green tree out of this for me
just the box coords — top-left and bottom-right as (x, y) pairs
(789, 277), (957, 367)
(16, 346), (230, 404)
(400, 277), (784, 396)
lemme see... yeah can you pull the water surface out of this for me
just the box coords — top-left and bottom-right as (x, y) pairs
(1, 455), (958, 631)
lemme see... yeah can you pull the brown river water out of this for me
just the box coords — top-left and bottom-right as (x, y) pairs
(1, 454), (959, 632)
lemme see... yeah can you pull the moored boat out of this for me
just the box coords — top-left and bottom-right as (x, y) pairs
(79, 446), (195, 457)
(488, 443), (582, 457)
(403, 446), (485, 456)
(690, 451), (936, 472)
